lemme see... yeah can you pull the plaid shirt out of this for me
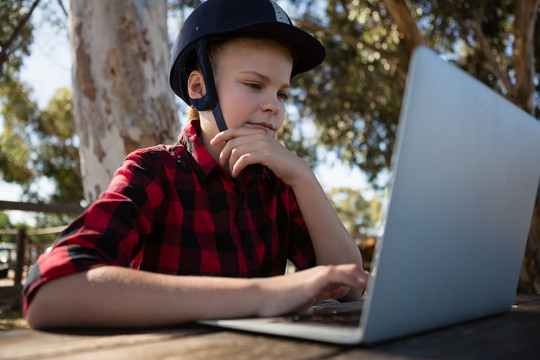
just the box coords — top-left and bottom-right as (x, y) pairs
(23, 120), (315, 312)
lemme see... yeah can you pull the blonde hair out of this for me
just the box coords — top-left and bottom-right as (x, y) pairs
(187, 105), (200, 120)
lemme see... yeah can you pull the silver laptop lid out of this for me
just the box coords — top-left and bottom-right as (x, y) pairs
(361, 46), (540, 344)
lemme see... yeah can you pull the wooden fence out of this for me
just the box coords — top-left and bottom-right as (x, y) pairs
(0, 200), (84, 310)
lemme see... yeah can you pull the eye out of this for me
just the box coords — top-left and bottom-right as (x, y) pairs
(245, 82), (261, 90)
(278, 91), (289, 101)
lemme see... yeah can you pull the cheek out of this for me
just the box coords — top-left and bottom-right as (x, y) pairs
(220, 91), (249, 117)
(278, 103), (286, 121)
(277, 116), (285, 130)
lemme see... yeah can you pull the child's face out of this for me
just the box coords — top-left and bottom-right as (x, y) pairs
(211, 38), (293, 135)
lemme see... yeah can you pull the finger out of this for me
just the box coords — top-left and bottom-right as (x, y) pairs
(320, 264), (368, 289)
(222, 135), (277, 175)
(214, 129), (265, 161)
(229, 145), (268, 176)
(220, 137), (262, 171)
(336, 264), (369, 287)
(211, 127), (269, 145)
(318, 285), (351, 302)
(230, 152), (260, 177)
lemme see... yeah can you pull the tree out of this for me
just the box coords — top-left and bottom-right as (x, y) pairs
(379, 0), (540, 293)
(0, 1), (40, 189)
(0, 84), (82, 205)
(290, 0), (540, 292)
(34, 88), (82, 204)
(69, 0), (179, 202)
(1, 0), (83, 211)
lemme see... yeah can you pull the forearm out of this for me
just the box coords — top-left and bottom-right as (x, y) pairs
(291, 169), (364, 269)
(292, 173), (366, 301)
(25, 263), (368, 329)
(25, 266), (261, 329)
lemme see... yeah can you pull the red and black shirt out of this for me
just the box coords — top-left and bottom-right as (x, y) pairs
(23, 120), (316, 312)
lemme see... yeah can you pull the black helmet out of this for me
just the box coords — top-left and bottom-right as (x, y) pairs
(169, 0), (326, 131)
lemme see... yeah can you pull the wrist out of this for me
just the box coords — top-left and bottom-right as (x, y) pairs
(288, 162), (317, 189)
(251, 276), (288, 317)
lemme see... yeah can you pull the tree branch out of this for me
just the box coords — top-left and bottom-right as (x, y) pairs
(56, 0), (68, 18)
(456, 17), (514, 96)
(379, 0), (425, 54)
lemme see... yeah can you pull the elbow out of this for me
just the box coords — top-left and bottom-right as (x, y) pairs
(25, 303), (45, 329)
(25, 293), (53, 330)
(24, 281), (70, 330)
(24, 272), (91, 329)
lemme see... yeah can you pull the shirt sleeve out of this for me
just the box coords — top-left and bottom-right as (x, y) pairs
(22, 148), (168, 314)
(286, 188), (317, 270)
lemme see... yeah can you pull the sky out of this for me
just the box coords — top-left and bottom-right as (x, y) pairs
(1, 2), (380, 224)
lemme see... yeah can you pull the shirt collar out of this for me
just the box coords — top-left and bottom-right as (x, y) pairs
(177, 120), (219, 186)
(177, 120), (266, 186)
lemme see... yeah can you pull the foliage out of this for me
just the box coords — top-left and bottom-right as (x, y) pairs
(33, 88), (82, 205)
(1, 0), (82, 213)
(0, 0), (40, 80)
(0, 212), (13, 243)
(289, 0), (539, 185)
(0, 76), (36, 185)
(0, 82), (82, 205)
(327, 187), (383, 239)
(0, 212), (10, 229)
(292, 0), (405, 183)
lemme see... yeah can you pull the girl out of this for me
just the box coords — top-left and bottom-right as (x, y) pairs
(24, 0), (367, 329)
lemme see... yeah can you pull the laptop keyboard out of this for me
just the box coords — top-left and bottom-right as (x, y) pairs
(277, 301), (364, 327)
(282, 309), (363, 326)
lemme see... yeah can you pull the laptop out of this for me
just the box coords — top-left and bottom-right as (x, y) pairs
(198, 46), (540, 345)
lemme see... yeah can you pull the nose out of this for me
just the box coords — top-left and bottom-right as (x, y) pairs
(261, 93), (281, 115)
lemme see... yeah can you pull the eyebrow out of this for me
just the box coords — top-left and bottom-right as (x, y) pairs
(239, 71), (290, 89)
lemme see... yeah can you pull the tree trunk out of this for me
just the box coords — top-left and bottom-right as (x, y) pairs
(69, 0), (179, 203)
(512, 0), (539, 115)
(522, 183), (540, 293)
(514, 0), (540, 293)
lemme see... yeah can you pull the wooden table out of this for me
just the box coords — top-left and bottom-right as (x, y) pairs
(2, 294), (539, 360)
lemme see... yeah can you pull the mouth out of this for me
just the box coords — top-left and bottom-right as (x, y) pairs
(247, 122), (275, 132)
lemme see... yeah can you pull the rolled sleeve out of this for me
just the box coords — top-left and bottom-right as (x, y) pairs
(23, 148), (168, 314)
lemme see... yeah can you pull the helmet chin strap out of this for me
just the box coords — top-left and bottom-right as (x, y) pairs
(190, 39), (228, 132)
(189, 38), (263, 178)
(212, 103), (227, 133)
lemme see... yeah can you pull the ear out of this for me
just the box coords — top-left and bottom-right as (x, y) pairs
(187, 70), (206, 100)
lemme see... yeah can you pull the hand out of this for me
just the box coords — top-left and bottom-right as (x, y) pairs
(210, 126), (308, 185)
(255, 264), (368, 317)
